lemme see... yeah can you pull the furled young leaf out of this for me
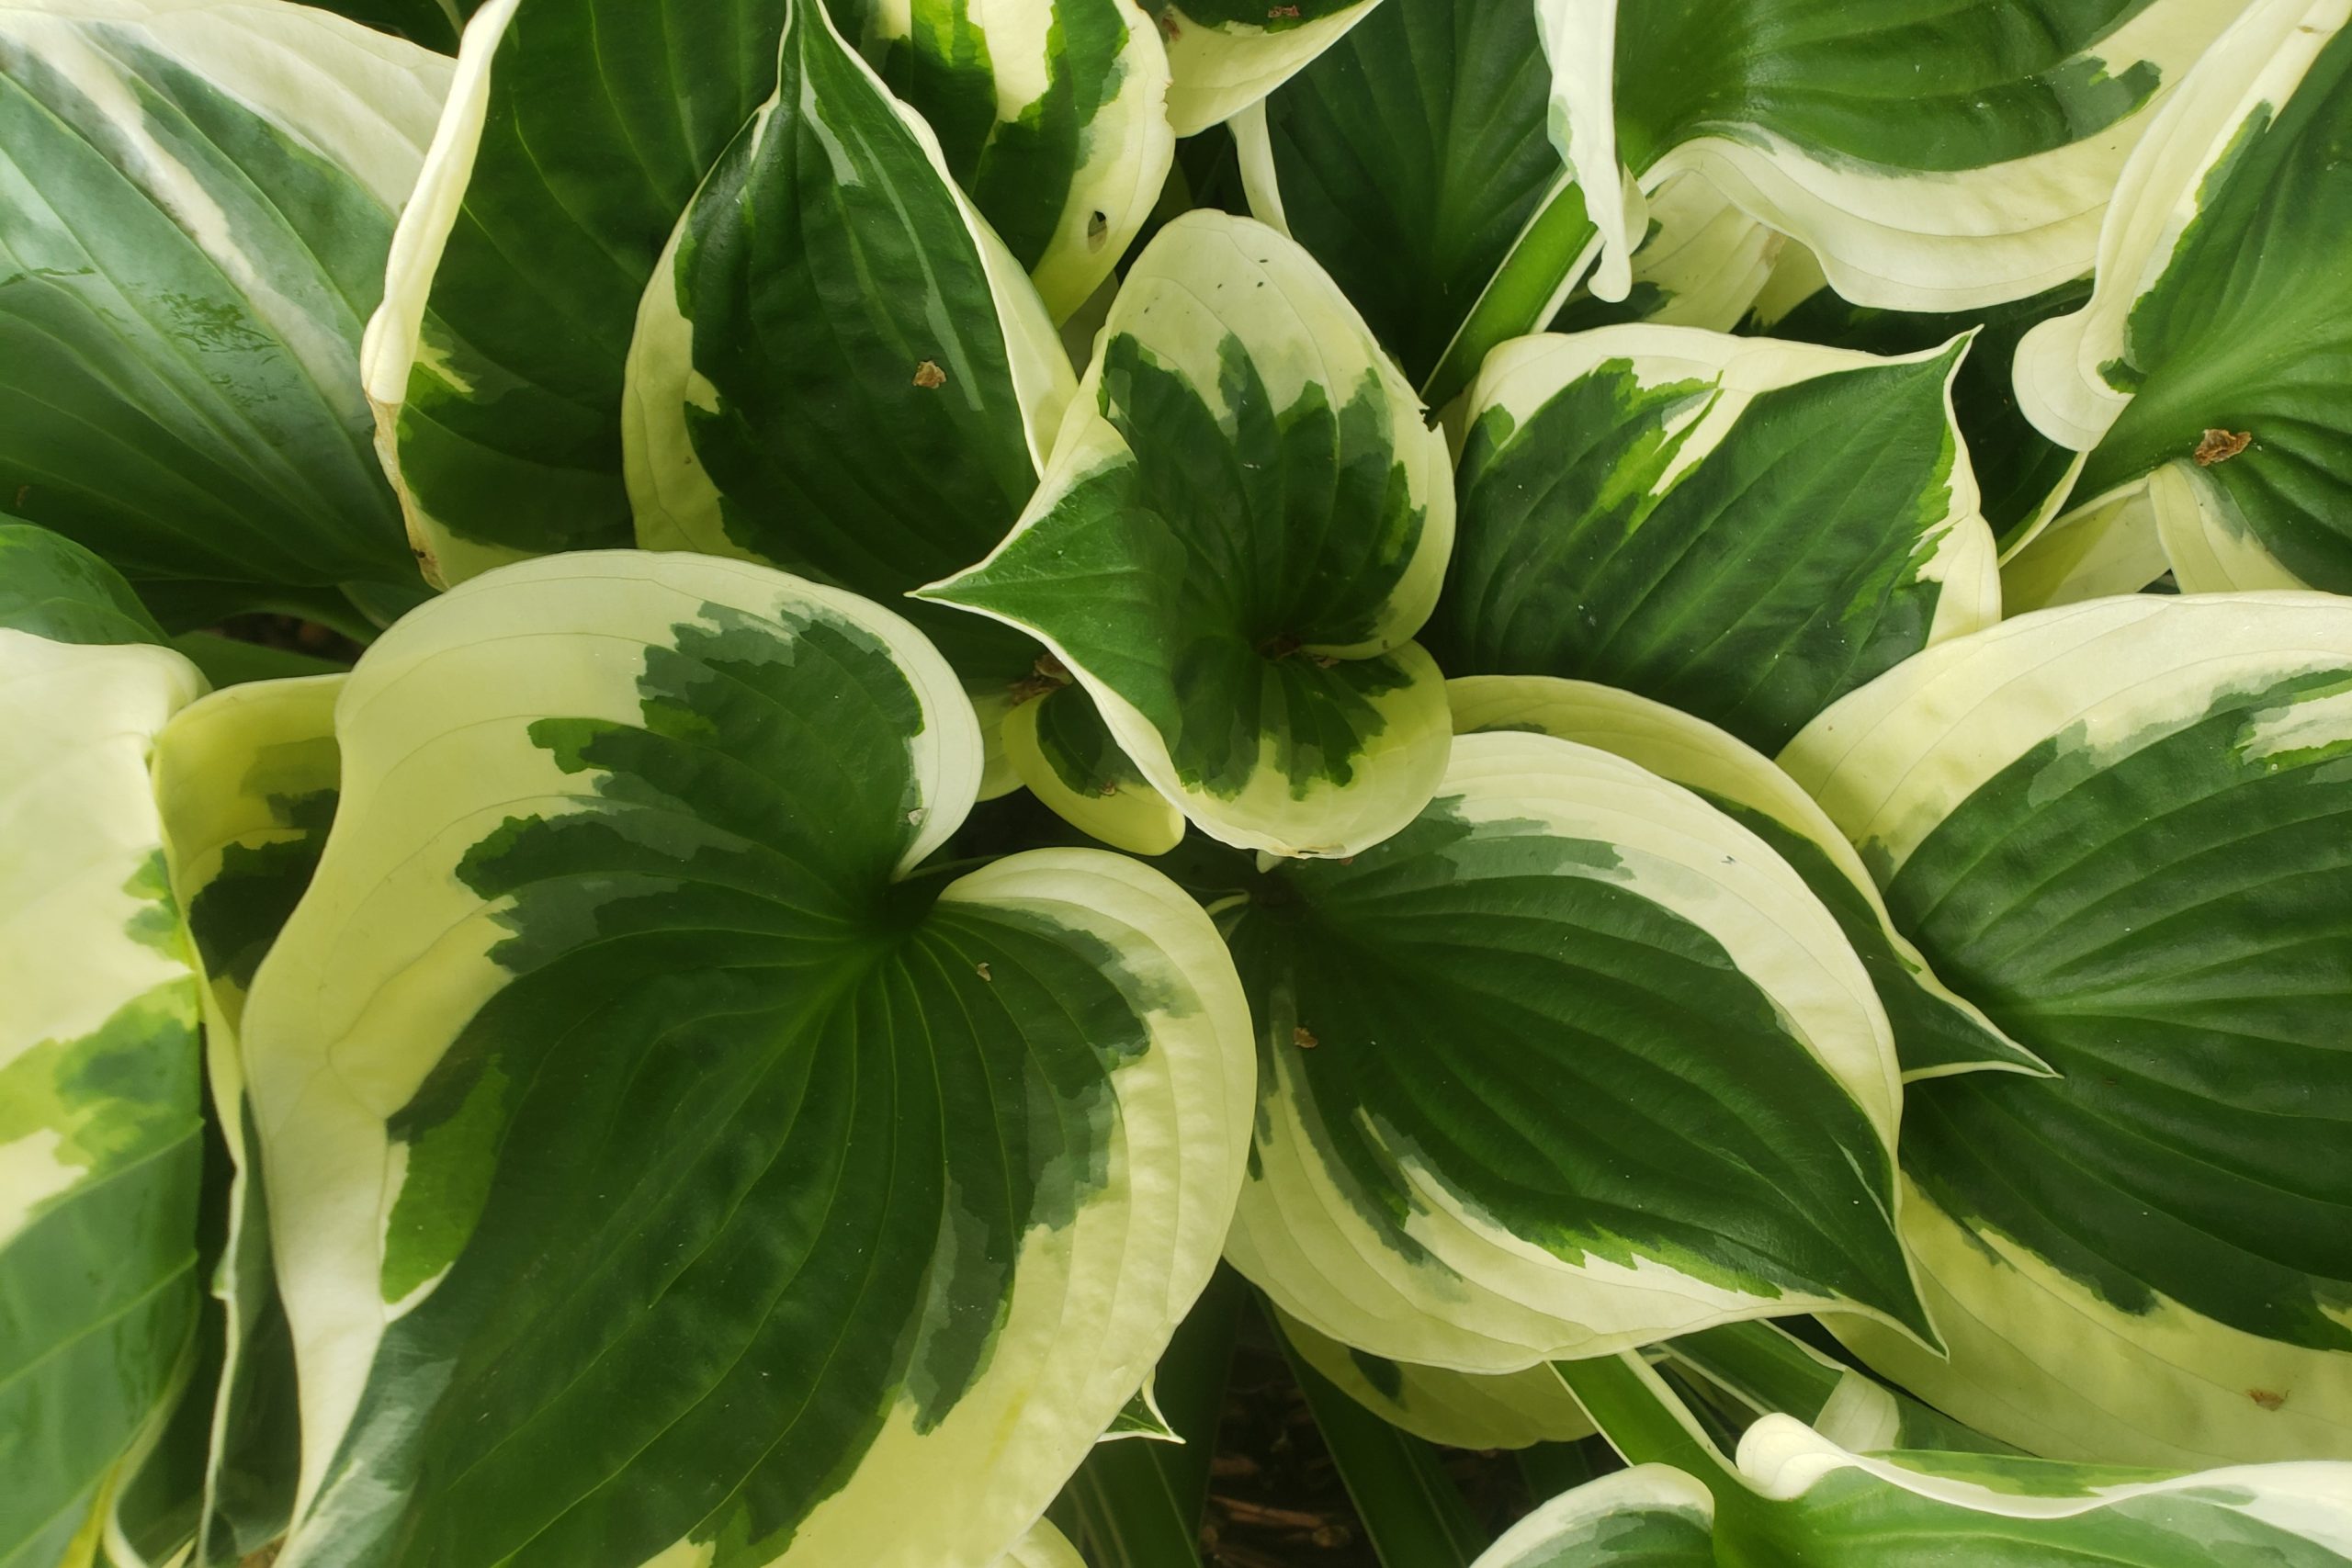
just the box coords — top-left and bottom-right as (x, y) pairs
(0, 519), (167, 647)
(2009, 0), (2352, 601)
(148, 677), (342, 1564)
(363, 0), (789, 582)
(0, 0), (448, 613)
(242, 551), (1255, 1568)
(1276, 1307), (1595, 1450)
(1005, 679), (1186, 856)
(1217, 728), (1929, 1372)
(857, 0), (1174, 320)
(1494, 1359), (2352, 1567)
(1741, 259), (2091, 552)
(1665, 1321), (2018, 1458)
(626, 0), (1069, 693)
(1429, 327), (1999, 753)
(1550, 173), (1781, 337)
(1148, 0), (1380, 137)
(923, 210), (1456, 858)
(0, 631), (208, 1568)
(1227, 0), (1577, 395)
(1537, 0), (2247, 313)
(1449, 676), (2047, 1081)
(1781, 593), (2352, 1467)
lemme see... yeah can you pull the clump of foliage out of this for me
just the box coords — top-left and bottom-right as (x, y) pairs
(2, 0), (2348, 1565)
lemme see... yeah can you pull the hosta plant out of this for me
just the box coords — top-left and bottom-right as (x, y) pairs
(2, 0), (2348, 1565)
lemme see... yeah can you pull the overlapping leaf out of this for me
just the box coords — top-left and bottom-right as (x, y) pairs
(1782, 593), (2352, 1466)
(1149, 0), (1380, 137)
(0, 0), (448, 620)
(1276, 1308), (1595, 1450)
(0, 631), (208, 1568)
(626, 0), (1069, 693)
(1430, 326), (1999, 752)
(2009, 0), (2352, 603)
(0, 519), (167, 647)
(1229, 0), (1589, 404)
(856, 0), (1174, 320)
(924, 210), (1457, 858)
(364, 0), (790, 581)
(1450, 676), (2046, 1080)
(242, 551), (1255, 1568)
(1538, 0), (2248, 313)
(1216, 728), (1930, 1371)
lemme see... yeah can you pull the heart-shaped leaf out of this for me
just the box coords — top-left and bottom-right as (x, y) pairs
(1216, 728), (1931, 1371)
(923, 210), (1457, 858)
(243, 551), (1255, 1568)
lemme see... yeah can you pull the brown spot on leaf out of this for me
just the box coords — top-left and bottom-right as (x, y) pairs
(1009, 652), (1074, 704)
(1098, 779), (1121, 796)
(1268, 4), (1299, 14)
(1292, 1026), (1318, 1050)
(2249, 1388), (2288, 1411)
(1157, 9), (1181, 39)
(1308, 653), (1339, 670)
(913, 359), (948, 389)
(2193, 427), (2251, 466)
(1257, 633), (1302, 660)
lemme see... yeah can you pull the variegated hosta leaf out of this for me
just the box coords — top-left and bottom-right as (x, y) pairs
(150, 676), (343, 1564)
(0, 519), (167, 647)
(1217, 728), (1929, 1373)
(362, 0), (790, 583)
(1275, 1307), (1595, 1450)
(1470, 1465), (1715, 1568)
(1537, 0), (2248, 314)
(1005, 679), (1185, 856)
(922, 210), (1456, 859)
(2009, 0), (2352, 602)
(0, 0), (447, 614)
(1781, 593), (2352, 1466)
(1551, 172), (1783, 337)
(0, 631), (208, 1568)
(1228, 0), (1586, 400)
(1148, 0), (1379, 137)
(858, 0), (1174, 321)
(1449, 676), (2046, 1082)
(625, 0), (1069, 692)
(1474, 1413), (2352, 1566)
(242, 551), (1255, 1568)
(1429, 326), (1999, 753)
(1741, 258), (2090, 553)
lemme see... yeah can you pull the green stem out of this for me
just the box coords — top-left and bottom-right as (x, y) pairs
(1272, 1308), (1490, 1568)
(1549, 1354), (1741, 1505)
(1666, 1323), (1843, 1427)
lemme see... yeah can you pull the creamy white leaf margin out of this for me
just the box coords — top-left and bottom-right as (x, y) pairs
(1464, 324), (2003, 654)
(1538, 0), (2245, 312)
(1224, 730), (1912, 1374)
(1448, 676), (2041, 1081)
(1275, 1306), (1596, 1450)
(860, 0), (1176, 320)
(1155, 0), (1380, 137)
(2005, 0), (2350, 591)
(1781, 592), (2352, 1467)
(243, 552), (1255, 1567)
(1470, 1465), (1714, 1568)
